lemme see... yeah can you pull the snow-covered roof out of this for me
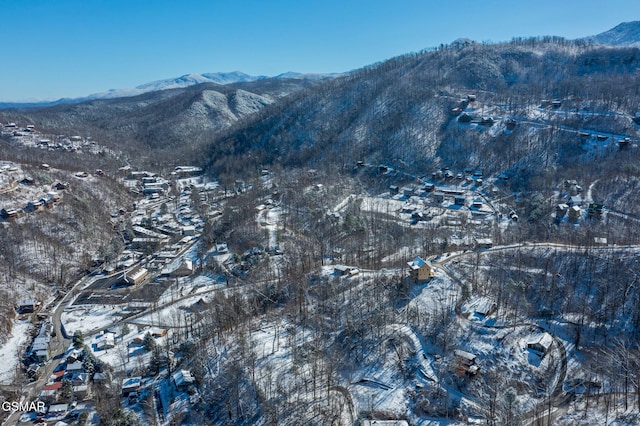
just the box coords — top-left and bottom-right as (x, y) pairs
(122, 376), (142, 390)
(528, 333), (553, 349)
(407, 256), (431, 270)
(172, 369), (195, 387)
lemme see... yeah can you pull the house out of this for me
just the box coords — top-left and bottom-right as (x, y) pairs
(27, 364), (41, 379)
(17, 299), (39, 314)
(472, 298), (497, 317)
(568, 205), (581, 222)
(454, 195), (466, 206)
(73, 384), (90, 399)
(34, 349), (50, 363)
(47, 403), (69, 418)
(38, 389), (58, 404)
(472, 199), (483, 209)
(389, 185), (399, 195)
(407, 257), (435, 283)
(402, 186), (416, 197)
(182, 225), (196, 236)
(1, 208), (21, 219)
(96, 332), (115, 350)
(172, 259), (194, 277)
(93, 372), (110, 384)
(458, 112), (473, 123)
(172, 369), (196, 391)
(619, 138), (632, 149)
(475, 238), (493, 249)
(124, 267), (148, 285)
(556, 204), (569, 218)
(27, 199), (45, 212)
(433, 191), (445, 203)
(454, 349), (479, 375)
(121, 376), (142, 397)
(53, 181), (69, 190)
(528, 333), (554, 357)
(71, 373), (89, 386)
(334, 265), (352, 276)
(66, 360), (83, 373)
(66, 349), (81, 364)
(480, 116), (495, 126)
(149, 327), (167, 338)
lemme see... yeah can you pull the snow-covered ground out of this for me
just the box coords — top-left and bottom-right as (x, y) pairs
(62, 305), (125, 335)
(0, 319), (32, 384)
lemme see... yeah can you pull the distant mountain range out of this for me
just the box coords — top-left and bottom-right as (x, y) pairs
(2, 21), (640, 110)
(0, 71), (340, 109)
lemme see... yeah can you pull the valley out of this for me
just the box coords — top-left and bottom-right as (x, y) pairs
(1, 31), (640, 426)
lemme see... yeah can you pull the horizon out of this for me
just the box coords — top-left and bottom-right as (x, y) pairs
(1, 0), (639, 102)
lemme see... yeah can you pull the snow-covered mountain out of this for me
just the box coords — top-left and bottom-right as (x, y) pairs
(0, 71), (338, 109)
(582, 21), (640, 47)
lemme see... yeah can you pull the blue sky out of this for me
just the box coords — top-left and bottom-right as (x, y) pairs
(1, 0), (638, 101)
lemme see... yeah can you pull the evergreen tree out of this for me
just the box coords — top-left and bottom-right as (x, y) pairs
(142, 332), (156, 352)
(73, 330), (84, 349)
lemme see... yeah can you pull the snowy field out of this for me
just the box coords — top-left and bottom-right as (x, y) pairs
(0, 320), (32, 384)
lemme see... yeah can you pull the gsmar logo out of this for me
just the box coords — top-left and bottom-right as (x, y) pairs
(1, 400), (46, 412)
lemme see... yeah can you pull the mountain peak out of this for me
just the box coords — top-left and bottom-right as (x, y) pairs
(584, 20), (640, 47)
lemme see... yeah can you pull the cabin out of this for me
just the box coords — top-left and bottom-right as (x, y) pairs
(53, 181), (69, 190)
(149, 327), (167, 338)
(458, 112), (473, 123)
(433, 191), (445, 203)
(556, 204), (569, 218)
(96, 332), (116, 350)
(1, 208), (21, 219)
(124, 267), (148, 285)
(17, 299), (39, 314)
(172, 259), (194, 277)
(389, 185), (399, 195)
(407, 256), (435, 283)
(121, 376), (142, 397)
(454, 195), (466, 206)
(472, 298), (497, 317)
(619, 138), (632, 149)
(172, 369), (196, 391)
(402, 186), (415, 197)
(454, 349), (479, 375)
(47, 403), (69, 418)
(66, 360), (83, 373)
(475, 238), (493, 249)
(528, 333), (554, 357)
(480, 116), (495, 126)
(334, 265), (352, 276)
(568, 205), (581, 222)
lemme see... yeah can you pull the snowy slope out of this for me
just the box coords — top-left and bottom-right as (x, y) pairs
(582, 21), (640, 47)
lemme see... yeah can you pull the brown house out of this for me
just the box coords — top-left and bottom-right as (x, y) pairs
(407, 257), (435, 283)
